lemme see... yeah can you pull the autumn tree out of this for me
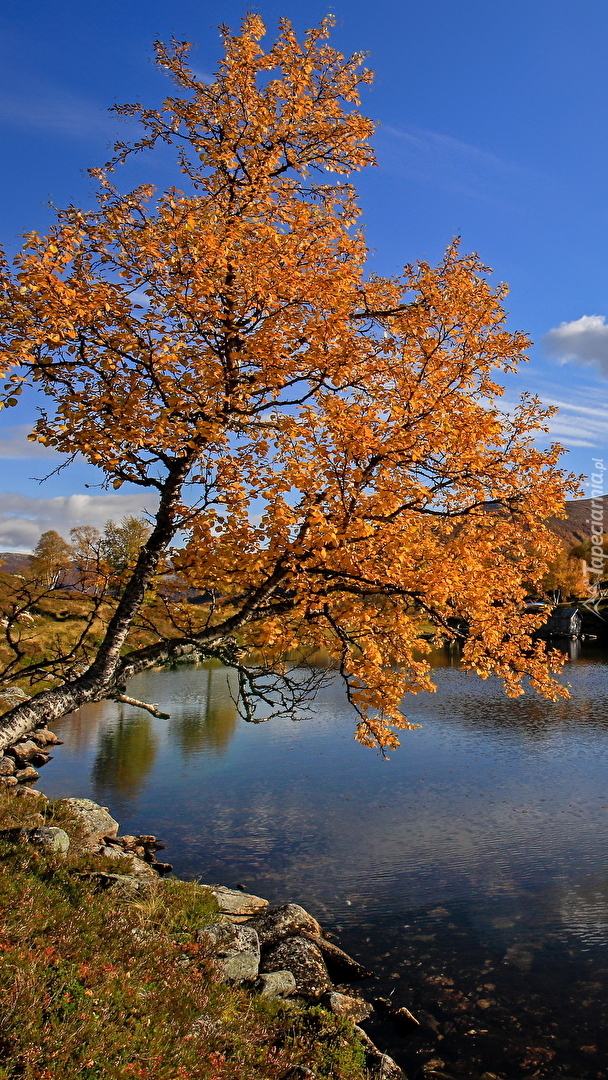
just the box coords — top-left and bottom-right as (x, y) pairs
(102, 517), (152, 577)
(28, 530), (72, 589)
(0, 16), (578, 753)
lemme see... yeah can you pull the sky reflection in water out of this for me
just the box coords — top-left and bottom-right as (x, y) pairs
(38, 646), (608, 963)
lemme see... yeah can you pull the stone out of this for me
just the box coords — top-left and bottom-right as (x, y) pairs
(59, 798), (119, 840)
(6, 740), (42, 764)
(98, 845), (124, 859)
(303, 933), (372, 981)
(353, 1030), (407, 1080)
(0, 757), (15, 776)
(323, 990), (373, 1022)
(197, 922), (261, 983)
(14, 785), (47, 799)
(0, 776), (17, 788)
(96, 872), (152, 897)
(261, 935), (331, 1000)
(206, 884), (268, 917)
(249, 903), (323, 947)
(29, 827), (70, 854)
(391, 1005), (421, 1033)
(14, 766), (39, 783)
(31, 728), (61, 746)
(255, 970), (297, 999)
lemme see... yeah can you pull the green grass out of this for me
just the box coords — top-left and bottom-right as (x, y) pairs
(0, 791), (366, 1080)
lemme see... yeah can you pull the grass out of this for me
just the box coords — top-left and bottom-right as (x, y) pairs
(0, 790), (367, 1080)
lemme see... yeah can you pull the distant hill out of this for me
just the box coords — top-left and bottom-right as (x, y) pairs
(0, 499), (602, 579)
(0, 552), (31, 574)
(548, 496), (608, 549)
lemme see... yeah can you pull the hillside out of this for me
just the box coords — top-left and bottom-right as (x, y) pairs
(548, 496), (608, 548)
(0, 552), (31, 575)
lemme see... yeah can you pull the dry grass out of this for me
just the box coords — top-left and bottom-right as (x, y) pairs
(0, 791), (366, 1080)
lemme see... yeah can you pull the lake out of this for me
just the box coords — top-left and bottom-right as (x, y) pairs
(37, 643), (608, 1078)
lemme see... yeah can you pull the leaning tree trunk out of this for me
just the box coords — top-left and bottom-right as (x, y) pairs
(0, 457), (193, 753)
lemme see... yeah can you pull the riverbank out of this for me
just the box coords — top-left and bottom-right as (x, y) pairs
(0, 782), (405, 1080)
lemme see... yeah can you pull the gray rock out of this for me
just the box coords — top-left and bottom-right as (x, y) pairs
(59, 798), (119, 840)
(323, 991), (373, 1022)
(249, 903), (323, 947)
(197, 922), (261, 983)
(353, 1028), (408, 1080)
(304, 933), (372, 981)
(97, 873), (152, 897)
(14, 766), (39, 783)
(29, 827), (70, 854)
(262, 935), (331, 1000)
(206, 884), (268, 917)
(255, 970), (297, 999)
(369, 1055), (408, 1080)
(98, 845), (124, 859)
(0, 757), (16, 776)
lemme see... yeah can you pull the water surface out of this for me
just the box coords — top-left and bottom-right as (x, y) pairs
(39, 645), (608, 1077)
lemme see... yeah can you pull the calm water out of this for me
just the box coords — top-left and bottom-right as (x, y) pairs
(38, 644), (608, 1076)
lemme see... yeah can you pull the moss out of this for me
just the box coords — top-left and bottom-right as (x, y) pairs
(0, 791), (367, 1080)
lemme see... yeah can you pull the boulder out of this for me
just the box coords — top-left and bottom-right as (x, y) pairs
(255, 970), (298, 999)
(391, 1005), (421, 1033)
(14, 785), (47, 799)
(0, 825), (70, 854)
(0, 757), (16, 776)
(6, 740), (42, 764)
(261, 935), (331, 1000)
(206, 884), (268, 917)
(14, 766), (39, 783)
(302, 932), (372, 981)
(323, 990), (373, 1023)
(353, 1027), (408, 1080)
(59, 798), (119, 840)
(249, 903), (323, 947)
(94, 872), (153, 897)
(31, 728), (61, 746)
(29, 827), (70, 854)
(197, 922), (261, 983)
(0, 776), (17, 788)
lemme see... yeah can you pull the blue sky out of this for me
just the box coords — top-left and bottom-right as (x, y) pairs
(1, 0), (608, 549)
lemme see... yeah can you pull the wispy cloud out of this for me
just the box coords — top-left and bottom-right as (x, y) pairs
(0, 425), (63, 460)
(376, 123), (536, 208)
(0, 80), (115, 139)
(498, 380), (608, 451)
(543, 315), (608, 377)
(0, 491), (159, 552)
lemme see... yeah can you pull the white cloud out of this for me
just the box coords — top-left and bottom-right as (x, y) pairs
(0, 491), (159, 552)
(543, 315), (608, 375)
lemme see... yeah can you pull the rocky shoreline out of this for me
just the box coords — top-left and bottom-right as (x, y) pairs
(0, 724), (409, 1079)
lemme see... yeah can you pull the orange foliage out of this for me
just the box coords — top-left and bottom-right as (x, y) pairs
(0, 17), (579, 749)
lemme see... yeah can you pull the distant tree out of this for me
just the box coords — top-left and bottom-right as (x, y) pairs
(28, 530), (72, 589)
(69, 525), (105, 594)
(102, 517), (152, 578)
(0, 16), (578, 752)
(538, 548), (586, 602)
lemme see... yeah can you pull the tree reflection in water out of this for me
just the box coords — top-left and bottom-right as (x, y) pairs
(92, 714), (158, 800)
(169, 666), (238, 758)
